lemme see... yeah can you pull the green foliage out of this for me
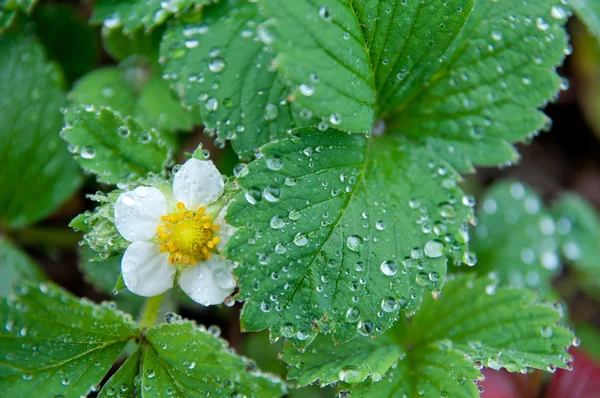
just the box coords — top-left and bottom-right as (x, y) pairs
(0, 1), (587, 396)
(61, 105), (171, 184)
(384, 0), (568, 171)
(98, 347), (141, 398)
(261, 0), (377, 133)
(571, 0), (600, 43)
(32, 3), (97, 84)
(91, 0), (209, 33)
(553, 194), (600, 292)
(471, 181), (561, 295)
(138, 321), (286, 397)
(69, 59), (199, 134)
(226, 128), (474, 347)
(0, 0), (36, 32)
(282, 275), (574, 396)
(0, 34), (81, 228)
(0, 238), (45, 297)
(161, 0), (300, 160)
(0, 282), (140, 397)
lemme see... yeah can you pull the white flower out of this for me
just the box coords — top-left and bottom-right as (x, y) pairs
(114, 159), (236, 305)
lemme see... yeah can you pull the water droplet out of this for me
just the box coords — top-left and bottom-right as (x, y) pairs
(338, 366), (363, 384)
(299, 84), (314, 96)
(264, 103), (279, 121)
(205, 97), (218, 111)
(294, 233), (308, 247)
(208, 57), (225, 73)
(318, 5), (333, 20)
(80, 145), (96, 160)
(346, 235), (362, 252)
(424, 240), (444, 258)
(551, 6), (567, 20)
(381, 297), (398, 313)
(380, 260), (398, 276)
(270, 216), (285, 229)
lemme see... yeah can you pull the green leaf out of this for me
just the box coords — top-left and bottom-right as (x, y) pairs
(61, 105), (171, 184)
(0, 281), (140, 396)
(91, 0), (208, 33)
(553, 194), (600, 292)
(98, 347), (141, 398)
(0, 0), (37, 32)
(69, 60), (200, 134)
(0, 238), (45, 297)
(161, 0), (303, 160)
(385, 0), (569, 171)
(281, 275), (574, 396)
(140, 321), (287, 397)
(471, 181), (561, 295)
(260, 0), (376, 133)
(33, 3), (97, 84)
(0, 34), (82, 228)
(226, 128), (474, 347)
(351, 0), (474, 119)
(571, 0), (600, 43)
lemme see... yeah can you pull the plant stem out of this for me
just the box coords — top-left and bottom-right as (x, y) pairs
(140, 293), (165, 329)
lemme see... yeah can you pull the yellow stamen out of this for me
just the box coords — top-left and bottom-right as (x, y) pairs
(156, 202), (221, 268)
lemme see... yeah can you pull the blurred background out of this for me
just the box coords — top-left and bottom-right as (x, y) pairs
(1, 1), (600, 397)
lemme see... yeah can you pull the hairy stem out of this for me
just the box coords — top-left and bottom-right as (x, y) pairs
(140, 293), (166, 329)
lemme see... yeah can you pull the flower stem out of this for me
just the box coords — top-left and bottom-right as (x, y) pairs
(139, 293), (165, 329)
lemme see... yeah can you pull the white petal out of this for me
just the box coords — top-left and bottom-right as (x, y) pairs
(173, 159), (224, 209)
(179, 256), (235, 305)
(214, 206), (236, 252)
(114, 187), (168, 242)
(121, 242), (175, 297)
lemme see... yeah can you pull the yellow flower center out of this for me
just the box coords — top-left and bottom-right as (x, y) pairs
(157, 202), (220, 266)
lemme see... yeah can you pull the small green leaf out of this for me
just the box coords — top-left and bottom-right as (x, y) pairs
(69, 61), (199, 134)
(0, 238), (45, 297)
(386, 0), (569, 171)
(553, 194), (600, 292)
(261, 0), (376, 133)
(471, 181), (561, 295)
(161, 0), (301, 160)
(0, 281), (140, 396)
(282, 275), (574, 396)
(571, 0), (600, 43)
(91, 0), (208, 33)
(0, 34), (82, 228)
(140, 321), (287, 397)
(98, 347), (141, 398)
(61, 105), (171, 184)
(0, 0), (37, 32)
(226, 128), (473, 347)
